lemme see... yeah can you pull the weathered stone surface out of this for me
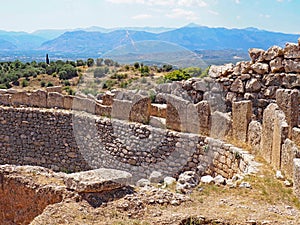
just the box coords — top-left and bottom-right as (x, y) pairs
(46, 86), (62, 93)
(176, 171), (200, 193)
(263, 46), (284, 61)
(293, 159), (300, 199)
(270, 57), (284, 73)
(209, 64), (234, 78)
(247, 121), (262, 153)
(129, 96), (150, 124)
(11, 91), (30, 106)
(63, 95), (74, 110)
(292, 127), (300, 146)
(283, 59), (300, 73)
(193, 80), (208, 92)
(164, 176), (176, 186)
(261, 103), (279, 164)
(0, 94), (11, 105)
(232, 100), (252, 142)
(149, 171), (163, 183)
(73, 96), (95, 113)
(200, 175), (214, 184)
(64, 168), (132, 193)
(284, 43), (300, 59)
(249, 48), (265, 62)
(245, 78), (261, 92)
(95, 102), (111, 117)
(166, 95), (189, 132)
(251, 62), (269, 74)
(210, 111), (232, 139)
(276, 89), (299, 137)
(271, 109), (288, 169)
(150, 103), (167, 118)
(136, 178), (151, 187)
(47, 92), (64, 108)
(28, 90), (47, 108)
(230, 78), (244, 93)
(281, 139), (299, 179)
(102, 92), (115, 106)
(149, 116), (166, 129)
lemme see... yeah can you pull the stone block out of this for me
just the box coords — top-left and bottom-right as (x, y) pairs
(271, 109), (289, 169)
(210, 111), (231, 139)
(270, 57), (284, 73)
(46, 86), (62, 93)
(283, 59), (300, 73)
(64, 168), (132, 193)
(232, 100), (252, 142)
(186, 101), (211, 135)
(95, 102), (111, 117)
(28, 90), (47, 108)
(293, 159), (300, 199)
(102, 92), (115, 106)
(276, 89), (299, 137)
(11, 91), (30, 106)
(261, 103), (278, 164)
(0, 94), (11, 106)
(150, 103), (167, 118)
(111, 99), (132, 121)
(292, 127), (300, 146)
(282, 139), (299, 179)
(166, 95), (189, 132)
(247, 121), (262, 153)
(47, 92), (64, 109)
(129, 96), (151, 124)
(149, 116), (166, 129)
(63, 95), (74, 110)
(72, 96), (95, 114)
(284, 43), (300, 59)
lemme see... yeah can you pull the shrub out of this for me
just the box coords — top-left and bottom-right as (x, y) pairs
(40, 80), (46, 87)
(21, 79), (29, 87)
(164, 70), (191, 81)
(46, 82), (54, 87)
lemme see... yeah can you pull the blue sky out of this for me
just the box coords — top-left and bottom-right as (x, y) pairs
(0, 0), (298, 33)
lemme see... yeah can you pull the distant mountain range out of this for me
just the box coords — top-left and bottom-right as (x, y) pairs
(0, 24), (299, 65)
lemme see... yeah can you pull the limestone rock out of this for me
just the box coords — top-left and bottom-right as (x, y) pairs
(208, 64), (234, 78)
(230, 78), (244, 93)
(276, 170), (284, 180)
(247, 121), (262, 153)
(239, 182), (251, 188)
(64, 168), (132, 193)
(251, 62), (269, 74)
(245, 78), (261, 92)
(249, 48), (265, 62)
(149, 171), (163, 183)
(136, 178), (151, 187)
(213, 175), (226, 185)
(284, 43), (300, 59)
(263, 46), (283, 61)
(200, 175), (214, 184)
(164, 176), (176, 186)
(270, 57), (284, 73)
(176, 171), (200, 193)
(283, 59), (300, 73)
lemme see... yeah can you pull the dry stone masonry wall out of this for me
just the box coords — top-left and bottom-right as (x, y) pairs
(0, 39), (300, 196)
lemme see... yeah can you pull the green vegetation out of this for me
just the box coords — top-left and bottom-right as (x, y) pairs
(164, 69), (191, 81)
(0, 59), (80, 89)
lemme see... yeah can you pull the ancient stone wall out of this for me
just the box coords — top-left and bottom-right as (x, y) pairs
(0, 105), (255, 181)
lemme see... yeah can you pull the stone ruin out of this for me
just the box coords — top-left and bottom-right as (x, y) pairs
(0, 38), (300, 224)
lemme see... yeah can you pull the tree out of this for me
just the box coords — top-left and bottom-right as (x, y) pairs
(46, 54), (50, 64)
(96, 58), (103, 67)
(94, 67), (109, 78)
(87, 58), (94, 67)
(134, 62), (140, 69)
(76, 59), (85, 67)
(104, 59), (114, 66)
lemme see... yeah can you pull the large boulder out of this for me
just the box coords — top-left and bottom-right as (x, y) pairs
(251, 62), (269, 74)
(176, 171), (200, 193)
(263, 46), (284, 61)
(249, 48), (265, 62)
(284, 43), (300, 59)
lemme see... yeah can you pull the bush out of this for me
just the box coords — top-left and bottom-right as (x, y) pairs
(94, 67), (109, 78)
(40, 80), (46, 87)
(46, 82), (54, 87)
(64, 80), (71, 86)
(164, 70), (191, 81)
(21, 79), (29, 87)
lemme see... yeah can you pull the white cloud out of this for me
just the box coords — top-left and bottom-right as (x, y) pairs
(235, 0), (240, 3)
(178, 0), (207, 7)
(259, 14), (271, 18)
(132, 14), (153, 19)
(208, 10), (219, 15)
(167, 8), (198, 20)
(106, 0), (207, 7)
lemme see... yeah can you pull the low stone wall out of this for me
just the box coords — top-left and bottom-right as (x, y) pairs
(0, 105), (256, 181)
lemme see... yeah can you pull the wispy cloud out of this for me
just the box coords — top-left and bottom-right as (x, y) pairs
(167, 8), (198, 20)
(208, 9), (219, 15)
(106, 0), (207, 7)
(235, 0), (240, 4)
(132, 14), (153, 19)
(259, 14), (271, 18)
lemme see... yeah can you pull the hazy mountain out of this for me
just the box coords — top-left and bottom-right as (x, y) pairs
(1, 24), (299, 64)
(0, 30), (46, 50)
